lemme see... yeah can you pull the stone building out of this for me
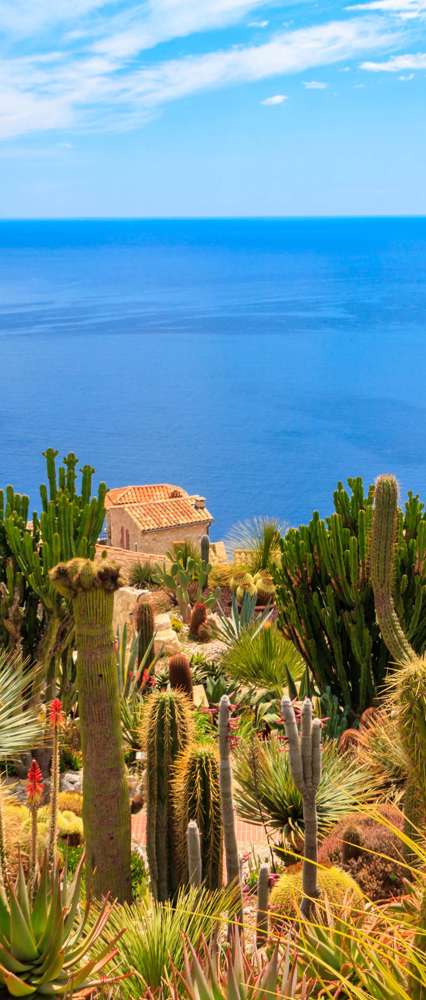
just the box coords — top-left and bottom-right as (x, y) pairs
(104, 483), (213, 555)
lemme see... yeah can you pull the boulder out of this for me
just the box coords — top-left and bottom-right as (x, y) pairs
(154, 629), (181, 656)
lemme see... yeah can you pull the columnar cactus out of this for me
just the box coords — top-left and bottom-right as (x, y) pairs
(256, 863), (270, 948)
(218, 695), (243, 920)
(371, 475), (414, 664)
(200, 534), (210, 589)
(134, 598), (154, 667)
(174, 743), (223, 889)
(141, 689), (193, 901)
(50, 558), (131, 902)
(189, 601), (208, 640)
(281, 697), (322, 918)
(186, 820), (202, 887)
(169, 653), (193, 698)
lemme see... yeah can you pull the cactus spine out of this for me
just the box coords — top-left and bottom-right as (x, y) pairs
(142, 689), (193, 901)
(174, 743), (223, 889)
(256, 863), (270, 948)
(371, 475), (413, 663)
(189, 601), (208, 640)
(169, 653), (193, 698)
(186, 820), (202, 887)
(50, 558), (131, 902)
(135, 598), (154, 667)
(281, 697), (321, 919)
(218, 695), (243, 920)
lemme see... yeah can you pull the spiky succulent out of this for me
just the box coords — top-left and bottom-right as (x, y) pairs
(173, 743), (222, 889)
(0, 853), (120, 997)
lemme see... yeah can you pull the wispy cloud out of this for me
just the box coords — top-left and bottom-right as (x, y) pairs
(303, 79), (329, 87)
(348, 0), (426, 19)
(261, 93), (287, 103)
(249, 18), (269, 27)
(361, 50), (426, 68)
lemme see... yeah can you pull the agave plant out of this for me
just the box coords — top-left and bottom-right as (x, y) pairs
(104, 884), (241, 997)
(0, 853), (122, 997)
(0, 649), (44, 758)
(177, 935), (307, 1000)
(212, 592), (272, 647)
(116, 626), (160, 754)
(234, 735), (374, 848)
(221, 625), (305, 694)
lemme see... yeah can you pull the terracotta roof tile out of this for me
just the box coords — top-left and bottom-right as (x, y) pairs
(105, 484), (187, 510)
(125, 497), (213, 532)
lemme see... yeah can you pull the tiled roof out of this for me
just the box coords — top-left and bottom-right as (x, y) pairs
(105, 484), (187, 510)
(125, 497), (213, 533)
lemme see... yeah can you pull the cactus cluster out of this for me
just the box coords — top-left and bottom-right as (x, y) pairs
(270, 865), (362, 927)
(282, 697), (322, 917)
(174, 743), (223, 890)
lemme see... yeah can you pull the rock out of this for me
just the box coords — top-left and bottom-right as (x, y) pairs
(154, 629), (181, 656)
(155, 612), (172, 630)
(113, 586), (142, 635)
(193, 684), (209, 708)
(61, 771), (83, 793)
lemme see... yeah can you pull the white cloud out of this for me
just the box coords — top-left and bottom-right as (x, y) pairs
(249, 19), (269, 27)
(361, 51), (426, 68)
(304, 79), (329, 87)
(347, 0), (426, 19)
(261, 93), (287, 104)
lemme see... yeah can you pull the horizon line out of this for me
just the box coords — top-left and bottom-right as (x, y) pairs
(0, 213), (425, 222)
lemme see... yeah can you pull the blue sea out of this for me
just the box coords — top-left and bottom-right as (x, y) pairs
(0, 217), (425, 539)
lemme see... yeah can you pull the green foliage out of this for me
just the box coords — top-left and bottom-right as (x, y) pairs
(225, 516), (284, 573)
(0, 649), (44, 757)
(221, 624), (304, 693)
(129, 561), (157, 589)
(274, 477), (426, 718)
(141, 689), (193, 901)
(134, 598), (155, 666)
(104, 883), (241, 997)
(270, 865), (362, 925)
(0, 488), (42, 659)
(0, 853), (118, 997)
(154, 547), (215, 620)
(178, 935), (303, 1000)
(234, 735), (373, 849)
(213, 591), (273, 647)
(173, 743), (223, 889)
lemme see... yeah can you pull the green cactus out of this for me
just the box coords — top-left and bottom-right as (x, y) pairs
(4, 450), (106, 706)
(169, 653), (193, 698)
(50, 558), (131, 902)
(186, 820), (202, 886)
(141, 689), (193, 901)
(134, 597), (155, 667)
(174, 743), (223, 890)
(256, 863), (270, 948)
(282, 697), (322, 918)
(274, 477), (426, 719)
(200, 533), (210, 589)
(371, 475), (414, 664)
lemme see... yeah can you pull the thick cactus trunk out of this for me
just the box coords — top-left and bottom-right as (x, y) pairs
(50, 559), (131, 902)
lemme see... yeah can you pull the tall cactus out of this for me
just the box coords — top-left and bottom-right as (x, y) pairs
(274, 477), (426, 718)
(281, 697), (322, 919)
(134, 598), (154, 668)
(141, 689), (193, 901)
(371, 475), (414, 663)
(200, 534), (210, 590)
(186, 820), (202, 887)
(169, 653), (193, 698)
(256, 863), (270, 948)
(218, 695), (243, 920)
(50, 558), (131, 902)
(174, 743), (223, 889)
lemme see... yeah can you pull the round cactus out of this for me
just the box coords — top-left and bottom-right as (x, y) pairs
(173, 743), (223, 890)
(169, 653), (193, 698)
(270, 866), (362, 927)
(141, 689), (193, 901)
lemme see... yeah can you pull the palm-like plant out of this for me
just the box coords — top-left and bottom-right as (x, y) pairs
(234, 735), (374, 847)
(0, 649), (44, 757)
(225, 517), (285, 573)
(104, 884), (241, 997)
(221, 625), (305, 694)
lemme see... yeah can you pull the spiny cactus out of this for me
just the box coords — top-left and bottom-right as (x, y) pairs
(218, 695), (243, 920)
(186, 819), (202, 887)
(174, 743), (223, 890)
(189, 601), (208, 639)
(371, 475), (414, 664)
(200, 534), (210, 589)
(135, 597), (154, 667)
(50, 558), (131, 902)
(256, 863), (270, 948)
(281, 697), (321, 918)
(169, 653), (193, 698)
(269, 865), (362, 927)
(141, 689), (193, 901)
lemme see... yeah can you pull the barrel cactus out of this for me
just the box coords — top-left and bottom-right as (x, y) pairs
(141, 689), (193, 900)
(189, 601), (208, 640)
(174, 743), (223, 890)
(169, 653), (193, 698)
(270, 866), (362, 927)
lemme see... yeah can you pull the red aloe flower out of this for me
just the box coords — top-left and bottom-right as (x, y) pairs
(26, 759), (43, 806)
(49, 698), (64, 728)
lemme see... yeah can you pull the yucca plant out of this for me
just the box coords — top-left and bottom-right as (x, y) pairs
(104, 884), (241, 997)
(221, 624), (305, 693)
(234, 735), (373, 850)
(0, 649), (44, 757)
(212, 592), (272, 647)
(225, 517), (284, 573)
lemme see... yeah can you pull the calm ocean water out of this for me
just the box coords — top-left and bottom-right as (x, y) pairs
(0, 217), (425, 539)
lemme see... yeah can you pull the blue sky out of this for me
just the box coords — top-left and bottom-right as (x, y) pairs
(0, 0), (425, 216)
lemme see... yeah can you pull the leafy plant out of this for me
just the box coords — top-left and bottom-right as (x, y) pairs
(104, 883), (241, 997)
(0, 649), (44, 757)
(178, 935), (304, 1000)
(225, 517), (284, 573)
(129, 561), (158, 589)
(273, 477), (426, 719)
(234, 735), (373, 850)
(221, 624), (305, 693)
(212, 592), (273, 647)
